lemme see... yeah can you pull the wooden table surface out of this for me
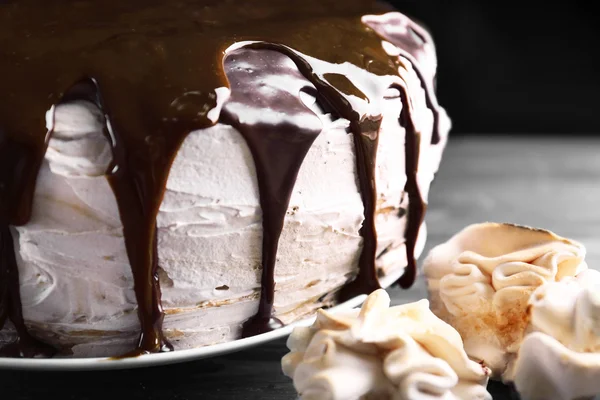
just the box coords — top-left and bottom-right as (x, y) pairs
(2, 135), (599, 399)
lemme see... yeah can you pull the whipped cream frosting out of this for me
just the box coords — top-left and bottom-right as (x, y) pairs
(509, 269), (600, 400)
(7, 34), (448, 355)
(423, 223), (587, 378)
(282, 289), (491, 400)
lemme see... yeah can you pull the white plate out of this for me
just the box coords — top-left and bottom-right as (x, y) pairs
(0, 225), (426, 371)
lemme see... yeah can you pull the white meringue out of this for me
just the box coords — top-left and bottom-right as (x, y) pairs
(422, 223), (587, 378)
(282, 289), (491, 400)
(510, 269), (600, 400)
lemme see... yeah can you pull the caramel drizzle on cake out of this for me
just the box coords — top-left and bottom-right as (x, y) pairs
(0, 0), (441, 357)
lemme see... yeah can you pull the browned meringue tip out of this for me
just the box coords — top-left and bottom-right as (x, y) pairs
(423, 222), (586, 280)
(422, 222), (588, 380)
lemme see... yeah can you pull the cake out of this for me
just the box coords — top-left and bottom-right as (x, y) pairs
(0, 0), (449, 357)
(422, 223), (600, 399)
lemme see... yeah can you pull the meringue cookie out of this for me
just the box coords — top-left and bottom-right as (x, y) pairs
(422, 223), (587, 378)
(509, 269), (600, 400)
(282, 289), (491, 400)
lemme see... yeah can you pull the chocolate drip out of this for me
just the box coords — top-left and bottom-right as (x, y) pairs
(221, 49), (323, 336)
(0, 82), (55, 356)
(0, 226), (55, 357)
(337, 118), (383, 300)
(60, 78), (175, 356)
(231, 43), (384, 317)
(395, 84), (426, 289)
(322, 73), (382, 300)
(396, 54), (441, 145)
(362, 14), (444, 144)
(104, 129), (174, 356)
(0, 0), (442, 354)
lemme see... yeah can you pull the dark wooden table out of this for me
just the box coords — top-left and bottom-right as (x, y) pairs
(2, 135), (599, 399)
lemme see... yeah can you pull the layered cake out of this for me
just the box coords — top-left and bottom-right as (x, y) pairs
(0, 0), (449, 357)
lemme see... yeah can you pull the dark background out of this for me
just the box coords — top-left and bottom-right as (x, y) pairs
(389, 0), (600, 134)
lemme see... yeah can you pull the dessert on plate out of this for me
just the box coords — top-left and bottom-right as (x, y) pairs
(0, 0), (449, 357)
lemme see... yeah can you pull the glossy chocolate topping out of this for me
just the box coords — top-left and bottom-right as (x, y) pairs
(0, 0), (442, 357)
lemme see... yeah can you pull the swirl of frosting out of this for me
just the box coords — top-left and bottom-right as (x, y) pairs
(281, 289), (491, 400)
(423, 223), (587, 378)
(509, 269), (600, 400)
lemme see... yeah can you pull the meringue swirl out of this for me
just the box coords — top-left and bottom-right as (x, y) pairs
(528, 269), (600, 353)
(423, 223), (587, 378)
(510, 269), (600, 400)
(282, 289), (491, 400)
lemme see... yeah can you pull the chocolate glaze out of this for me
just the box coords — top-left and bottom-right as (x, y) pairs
(61, 78), (175, 356)
(0, 0), (441, 356)
(337, 116), (383, 301)
(233, 43), (385, 306)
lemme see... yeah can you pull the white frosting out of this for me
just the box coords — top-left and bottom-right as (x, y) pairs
(7, 32), (448, 356)
(282, 289), (491, 400)
(423, 223), (587, 378)
(510, 270), (600, 400)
